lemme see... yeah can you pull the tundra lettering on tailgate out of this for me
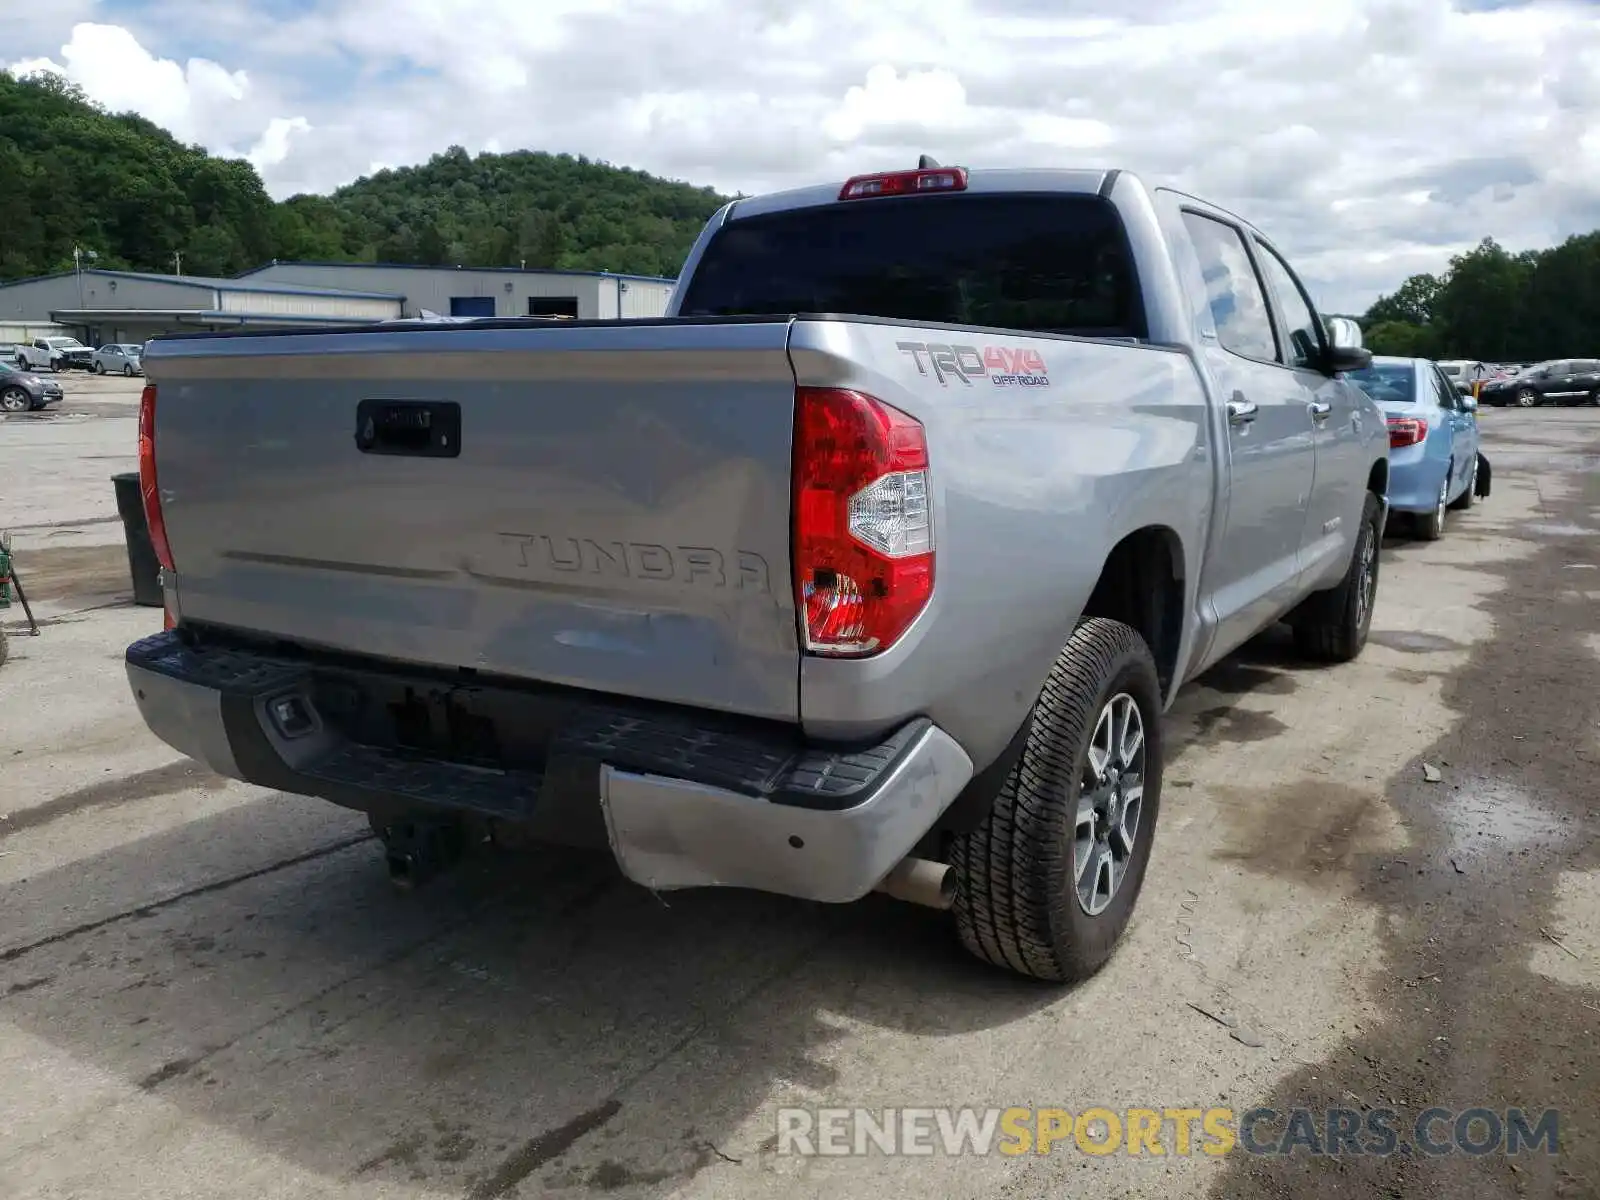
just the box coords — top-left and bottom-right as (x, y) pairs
(497, 533), (771, 592)
(897, 340), (1050, 388)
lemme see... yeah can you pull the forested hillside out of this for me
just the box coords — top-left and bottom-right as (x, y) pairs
(0, 70), (728, 281)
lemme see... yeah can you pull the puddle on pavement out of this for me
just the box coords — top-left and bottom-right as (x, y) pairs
(1369, 630), (1466, 654)
(1431, 777), (1570, 866)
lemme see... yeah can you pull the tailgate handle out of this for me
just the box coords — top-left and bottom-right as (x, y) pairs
(355, 400), (461, 458)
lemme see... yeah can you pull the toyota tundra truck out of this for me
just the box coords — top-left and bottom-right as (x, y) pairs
(126, 164), (1389, 983)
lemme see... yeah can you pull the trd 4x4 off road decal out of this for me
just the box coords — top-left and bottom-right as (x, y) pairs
(896, 340), (1050, 388)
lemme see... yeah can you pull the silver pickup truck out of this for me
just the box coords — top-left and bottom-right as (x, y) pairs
(126, 164), (1389, 982)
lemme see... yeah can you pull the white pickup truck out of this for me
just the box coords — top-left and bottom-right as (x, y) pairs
(128, 163), (1391, 982)
(14, 335), (93, 372)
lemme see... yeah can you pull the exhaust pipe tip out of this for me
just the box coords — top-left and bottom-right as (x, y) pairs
(874, 857), (955, 910)
(386, 851), (420, 890)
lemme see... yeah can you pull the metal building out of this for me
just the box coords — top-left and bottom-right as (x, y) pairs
(235, 262), (677, 321)
(0, 268), (403, 345)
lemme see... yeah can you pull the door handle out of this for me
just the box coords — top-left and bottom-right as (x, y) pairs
(1226, 398), (1258, 425)
(1308, 400), (1332, 421)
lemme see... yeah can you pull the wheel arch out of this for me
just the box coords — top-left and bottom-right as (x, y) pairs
(931, 524), (1185, 841)
(1078, 525), (1185, 700)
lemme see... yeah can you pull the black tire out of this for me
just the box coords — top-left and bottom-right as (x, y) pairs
(1448, 458), (1476, 511)
(1292, 490), (1381, 662)
(1588, 389), (1600, 407)
(1414, 471), (1448, 540)
(123, 364), (134, 377)
(0, 386), (29, 413)
(950, 617), (1163, 983)
(1515, 388), (1538, 408)
(94, 361), (105, 374)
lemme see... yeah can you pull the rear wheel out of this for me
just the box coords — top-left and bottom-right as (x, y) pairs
(1449, 458), (1476, 511)
(1415, 472), (1449, 540)
(1292, 490), (1382, 662)
(123, 364), (134, 377)
(950, 617), (1163, 983)
(94, 361), (105, 375)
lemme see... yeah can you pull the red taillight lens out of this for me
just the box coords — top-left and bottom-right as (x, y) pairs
(1387, 416), (1428, 449)
(793, 387), (934, 657)
(137, 384), (174, 571)
(838, 167), (968, 200)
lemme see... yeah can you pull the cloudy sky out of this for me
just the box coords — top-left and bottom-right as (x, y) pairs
(6, 0), (1600, 311)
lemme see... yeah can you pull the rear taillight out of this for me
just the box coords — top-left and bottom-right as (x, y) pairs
(793, 387), (933, 657)
(137, 384), (174, 571)
(1387, 416), (1428, 449)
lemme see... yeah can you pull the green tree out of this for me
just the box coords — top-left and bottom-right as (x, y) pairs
(1363, 320), (1438, 358)
(1364, 274), (1441, 328)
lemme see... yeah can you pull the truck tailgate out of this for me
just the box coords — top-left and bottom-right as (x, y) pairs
(144, 320), (802, 721)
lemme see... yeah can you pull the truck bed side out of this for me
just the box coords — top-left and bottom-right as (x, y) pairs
(784, 318), (1213, 771)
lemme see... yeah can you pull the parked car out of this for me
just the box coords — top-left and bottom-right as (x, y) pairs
(1347, 357), (1488, 539)
(1479, 358), (1600, 407)
(92, 343), (144, 376)
(126, 163), (1391, 983)
(1435, 359), (1490, 396)
(14, 335), (92, 372)
(0, 360), (65, 412)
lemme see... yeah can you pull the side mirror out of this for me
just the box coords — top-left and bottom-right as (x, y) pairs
(1323, 316), (1372, 373)
(1461, 396), (1478, 412)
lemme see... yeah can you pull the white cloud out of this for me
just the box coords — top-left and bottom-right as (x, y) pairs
(822, 66), (971, 143)
(248, 116), (311, 171)
(7, 0), (1600, 311)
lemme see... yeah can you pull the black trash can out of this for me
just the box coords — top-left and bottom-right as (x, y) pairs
(111, 472), (164, 607)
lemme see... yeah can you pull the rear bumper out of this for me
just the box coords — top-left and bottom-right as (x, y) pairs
(1386, 446), (1449, 513)
(125, 630), (973, 903)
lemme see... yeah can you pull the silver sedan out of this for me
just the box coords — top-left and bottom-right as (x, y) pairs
(91, 343), (144, 376)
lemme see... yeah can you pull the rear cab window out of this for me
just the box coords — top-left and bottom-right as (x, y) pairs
(677, 193), (1147, 339)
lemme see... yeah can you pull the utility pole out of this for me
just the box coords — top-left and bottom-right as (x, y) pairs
(173, 251), (183, 275)
(73, 247), (98, 307)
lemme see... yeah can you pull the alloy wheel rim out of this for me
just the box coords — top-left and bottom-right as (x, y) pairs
(1355, 524), (1376, 629)
(1074, 692), (1146, 916)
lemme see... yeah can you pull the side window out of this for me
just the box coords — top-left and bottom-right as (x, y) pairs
(1433, 370), (1459, 410)
(1253, 240), (1324, 370)
(1181, 211), (1277, 362)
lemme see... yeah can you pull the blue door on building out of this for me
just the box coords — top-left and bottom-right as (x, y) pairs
(449, 296), (496, 317)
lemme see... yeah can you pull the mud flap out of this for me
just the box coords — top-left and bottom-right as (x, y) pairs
(1475, 453), (1492, 498)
